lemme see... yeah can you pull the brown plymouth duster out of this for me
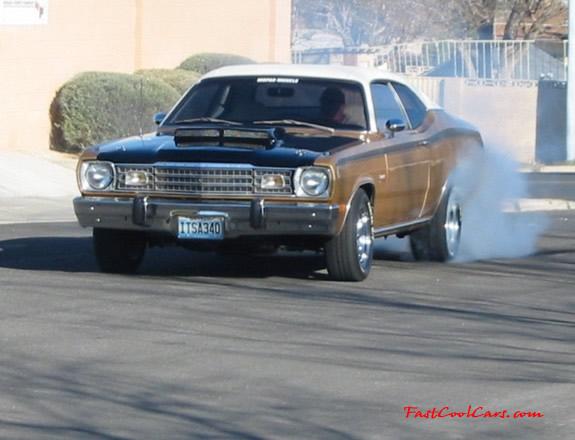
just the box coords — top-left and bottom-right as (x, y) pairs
(74, 64), (483, 281)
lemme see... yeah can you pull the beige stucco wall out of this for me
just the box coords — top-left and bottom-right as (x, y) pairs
(405, 77), (538, 163)
(442, 79), (538, 163)
(136, 0), (292, 70)
(0, 0), (291, 152)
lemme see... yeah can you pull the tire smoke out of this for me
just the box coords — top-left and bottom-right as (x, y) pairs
(374, 147), (549, 262)
(454, 147), (549, 262)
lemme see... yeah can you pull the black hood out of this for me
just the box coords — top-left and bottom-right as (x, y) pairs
(94, 129), (359, 168)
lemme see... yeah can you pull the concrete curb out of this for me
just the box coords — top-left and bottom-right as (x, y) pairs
(520, 165), (575, 174)
(510, 198), (575, 212)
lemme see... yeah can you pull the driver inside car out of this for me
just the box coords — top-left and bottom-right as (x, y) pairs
(318, 86), (346, 125)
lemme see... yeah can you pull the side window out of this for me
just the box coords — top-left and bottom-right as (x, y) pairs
(392, 83), (428, 128)
(371, 83), (407, 132)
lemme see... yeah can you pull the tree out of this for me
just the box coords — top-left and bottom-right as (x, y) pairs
(292, 0), (433, 46)
(404, 0), (566, 40)
(427, 0), (498, 38)
(293, 0), (567, 46)
(501, 0), (567, 40)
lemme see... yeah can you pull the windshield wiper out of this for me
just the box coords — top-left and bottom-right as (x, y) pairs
(253, 119), (335, 134)
(173, 117), (242, 126)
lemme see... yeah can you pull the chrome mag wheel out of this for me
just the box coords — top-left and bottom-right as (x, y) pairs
(325, 189), (373, 281)
(444, 190), (462, 258)
(356, 202), (374, 274)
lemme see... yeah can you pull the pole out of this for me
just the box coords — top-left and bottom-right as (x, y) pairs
(568, 0), (575, 161)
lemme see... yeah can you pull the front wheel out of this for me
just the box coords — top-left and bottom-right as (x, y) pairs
(410, 187), (462, 262)
(93, 228), (147, 274)
(325, 189), (374, 281)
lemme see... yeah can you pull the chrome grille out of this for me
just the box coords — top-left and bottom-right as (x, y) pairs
(155, 166), (253, 194)
(115, 164), (294, 196)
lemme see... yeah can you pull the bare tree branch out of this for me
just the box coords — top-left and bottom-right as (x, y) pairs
(292, 0), (567, 46)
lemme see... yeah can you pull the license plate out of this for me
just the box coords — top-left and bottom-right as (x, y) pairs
(177, 217), (224, 240)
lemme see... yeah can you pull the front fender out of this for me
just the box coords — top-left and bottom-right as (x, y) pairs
(331, 175), (376, 236)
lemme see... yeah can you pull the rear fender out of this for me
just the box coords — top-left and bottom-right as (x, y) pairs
(433, 148), (484, 217)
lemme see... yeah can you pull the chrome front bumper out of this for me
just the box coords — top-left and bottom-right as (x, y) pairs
(73, 196), (341, 238)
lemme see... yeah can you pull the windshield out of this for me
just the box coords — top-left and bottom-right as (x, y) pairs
(163, 77), (368, 130)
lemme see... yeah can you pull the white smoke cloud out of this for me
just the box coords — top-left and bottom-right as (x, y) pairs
(454, 147), (549, 262)
(374, 147), (549, 262)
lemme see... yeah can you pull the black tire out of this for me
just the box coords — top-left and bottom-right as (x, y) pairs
(325, 189), (374, 281)
(93, 228), (147, 274)
(410, 187), (462, 262)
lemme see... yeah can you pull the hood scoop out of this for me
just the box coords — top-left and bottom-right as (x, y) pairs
(174, 126), (285, 150)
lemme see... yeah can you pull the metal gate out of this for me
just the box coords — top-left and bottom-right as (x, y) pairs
(536, 80), (567, 163)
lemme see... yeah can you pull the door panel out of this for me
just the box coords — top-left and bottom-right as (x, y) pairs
(370, 83), (430, 227)
(374, 133), (430, 227)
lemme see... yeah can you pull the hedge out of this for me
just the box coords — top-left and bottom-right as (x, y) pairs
(50, 72), (180, 153)
(179, 52), (255, 74)
(135, 68), (200, 94)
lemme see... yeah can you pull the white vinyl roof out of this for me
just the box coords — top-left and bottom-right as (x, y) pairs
(203, 63), (406, 84)
(202, 63), (440, 110)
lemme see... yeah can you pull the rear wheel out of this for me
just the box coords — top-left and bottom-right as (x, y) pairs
(410, 187), (462, 262)
(325, 189), (374, 281)
(93, 228), (147, 274)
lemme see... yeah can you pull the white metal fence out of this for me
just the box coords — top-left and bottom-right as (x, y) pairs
(377, 40), (567, 81)
(293, 40), (568, 82)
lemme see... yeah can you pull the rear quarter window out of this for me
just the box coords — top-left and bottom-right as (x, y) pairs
(391, 83), (428, 128)
(371, 83), (406, 132)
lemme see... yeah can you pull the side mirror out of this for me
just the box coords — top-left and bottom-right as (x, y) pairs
(153, 112), (167, 126)
(386, 119), (406, 133)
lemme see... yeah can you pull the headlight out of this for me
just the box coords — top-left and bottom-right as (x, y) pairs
(294, 167), (331, 197)
(80, 161), (115, 191)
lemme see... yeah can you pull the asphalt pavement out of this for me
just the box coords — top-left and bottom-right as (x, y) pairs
(0, 211), (573, 439)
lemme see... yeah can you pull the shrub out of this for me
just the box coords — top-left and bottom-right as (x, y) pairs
(50, 71), (180, 153)
(179, 52), (255, 74)
(135, 68), (200, 94)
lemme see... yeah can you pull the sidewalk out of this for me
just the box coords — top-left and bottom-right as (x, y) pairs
(0, 151), (77, 198)
(0, 151), (573, 225)
(0, 151), (78, 224)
